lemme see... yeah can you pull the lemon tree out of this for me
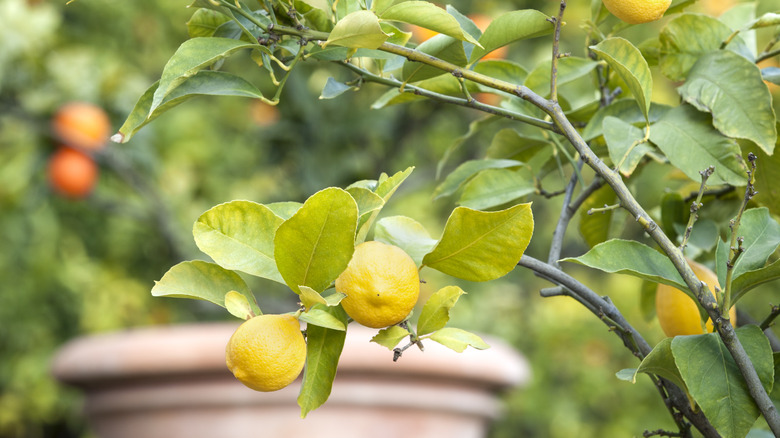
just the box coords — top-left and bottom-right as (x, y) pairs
(109, 0), (780, 436)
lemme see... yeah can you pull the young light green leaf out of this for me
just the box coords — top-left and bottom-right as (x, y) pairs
(355, 167), (414, 242)
(374, 216), (437, 266)
(151, 38), (256, 113)
(114, 70), (268, 143)
(427, 327), (489, 352)
(458, 168), (535, 210)
(266, 201), (302, 220)
(678, 50), (777, 154)
(578, 184), (618, 248)
(152, 260), (260, 315)
(562, 239), (688, 292)
(422, 203), (534, 282)
(324, 10), (389, 49)
(616, 368), (638, 383)
(299, 285), (328, 311)
(346, 186), (385, 242)
(715, 208), (780, 292)
(672, 326), (773, 438)
(635, 337), (689, 394)
(193, 200), (284, 283)
(469, 10), (554, 63)
(649, 104), (746, 186)
(298, 306), (348, 418)
(582, 99), (670, 141)
(379, 1), (481, 47)
(417, 285), (466, 336)
(433, 159), (523, 200)
(659, 14), (752, 81)
(187, 8), (231, 38)
(743, 12), (780, 30)
(299, 304), (347, 331)
(224, 291), (256, 320)
(590, 38), (653, 120)
(274, 187), (358, 294)
(371, 325), (411, 350)
(323, 291), (347, 306)
(602, 116), (652, 176)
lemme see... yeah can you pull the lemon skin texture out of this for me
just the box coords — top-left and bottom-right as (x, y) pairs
(335, 241), (420, 329)
(602, 0), (672, 24)
(656, 260), (736, 337)
(225, 314), (306, 392)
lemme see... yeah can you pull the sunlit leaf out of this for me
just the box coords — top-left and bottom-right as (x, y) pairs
(602, 116), (651, 176)
(469, 10), (553, 63)
(299, 304), (347, 331)
(299, 285), (327, 311)
(325, 10), (389, 49)
(371, 325), (410, 350)
(379, 1), (481, 46)
(427, 327), (489, 352)
(433, 159), (523, 200)
(458, 168), (535, 210)
(224, 290), (256, 320)
(374, 216), (437, 266)
(298, 306), (348, 418)
(590, 37), (653, 120)
(417, 285), (465, 336)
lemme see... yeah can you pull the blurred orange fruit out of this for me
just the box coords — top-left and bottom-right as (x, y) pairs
(52, 102), (111, 151)
(249, 100), (281, 127)
(47, 147), (98, 198)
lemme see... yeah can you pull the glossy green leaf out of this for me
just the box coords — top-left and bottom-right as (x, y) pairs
(224, 291), (256, 320)
(473, 59), (529, 86)
(354, 167), (414, 242)
(320, 77), (355, 99)
(582, 99), (670, 141)
(590, 37), (653, 120)
(187, 8), (231, 38)
(635, 338), (689, 392)
(379, 1), (481, 47)
(295, 0), (332, 32)
(602, 116), (651, 176)
(374, 216), (437, 266)
(427, 327), (489, 352)
(469, 10), (553, 63)
(299, 285), (327, 311)
(417, 286), (465, 336)
(659, 14), (752, 82)
(371, 325), (411, 350)
(151, 37), (256, 113)
(672, 326), (773, 438)
(562, 239), (688, 291)
(402, 34), (466, 83)
(524, 57), (599, 98)
(193, 200), (284, 283)
(114, 70), (267, 143)
(715, 208), (780, 293)
(274, 187), (358, 294)
(325, 10), (389, 49)
(422, 203), (534, 282)
(679, 50), (776, 154)
(433, 159), (523, 200)
(299, 304), (347, 331)
(346, 186), (385, 241)
(458, 168), (535, 210)
(732, 259), (780, 304)
(649, 104), (746, 186)
(266, 201), (302, 220)
(298, 306), (348, 418)
(578, 184), (618, 248)
(151, 260), (260, 315)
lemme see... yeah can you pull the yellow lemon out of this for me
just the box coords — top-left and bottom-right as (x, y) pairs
(225, 314), (306, 392)
(602, 0), (672, 24)
(335, 241), (420, 329)
(655, 260), (736, 337)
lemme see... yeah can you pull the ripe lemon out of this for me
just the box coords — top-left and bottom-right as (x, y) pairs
(225, 314), (306, 392)
(655, 260), (736, 337)
(602, 0), (672, 24)
(335, 241), (420, 329)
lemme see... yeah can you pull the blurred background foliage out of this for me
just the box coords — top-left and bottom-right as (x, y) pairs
(1, 0), (778, 437)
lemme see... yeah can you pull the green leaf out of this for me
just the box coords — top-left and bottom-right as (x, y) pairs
(193, 200), (284, 283)
(715, 208), (780, 293)
(615, 368), (637, 382)
(523, 57), (599, 98)
(371, 325), (411, 350)
(402, 34), (466, 83)
(578, 184), (618, 248)
(320, 77), (355, 99)
(582, 99), (670, 141)
(732, 259), (780, 304)
(379, 1), (481, 47)
(635, 338), (689, 393)
(298, 306), (348, 418)
(562, 239), (688, 291)
(323, 291), (347, 306)
(458, 168), (535, 210)
(274, 187), (358, 294)
(649, 104), (746, 186)
(299, 285), (327, 311)
(114, 70), (267, 143)
(374, 216), (437, 266)
(187, 8), (231, 38)
(485, 129), (548, 161)
(678, 50), (777, 154)
(299, 304), (347, 331)
(672, 326), (774, 438)
(433, 159), (523, 200)
(325, 10), (389, 49)
(224, 291), (256, 320)
(346, 186), (384, 242)
(659, 14), (753, 81)
(602, 116), (652, 176)
(266, 201), (302, 220)
(590, 38), (653, 120)
(473, 59), (529, 87)
(151, 37), (256, 113)
(660, 192), (686, 244)
(355, 167), (414, 242)
(417, 285), (465, 336)
(151, 260), (260, 314)
(427, 327), (489, 352)
(748, 136), (780, 217)
(422, 203), (534, 282)
(469, 9), (554, 63)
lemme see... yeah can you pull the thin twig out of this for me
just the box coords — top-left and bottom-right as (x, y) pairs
(679, 166), (714, 251)
(759, 305), (780, 332)
(724, 154), (758, 312)
(548, 159), (584, 266)
(549, 0), (567, 103)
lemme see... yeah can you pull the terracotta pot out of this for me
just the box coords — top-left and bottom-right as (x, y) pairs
(52, 323), (530, 438)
